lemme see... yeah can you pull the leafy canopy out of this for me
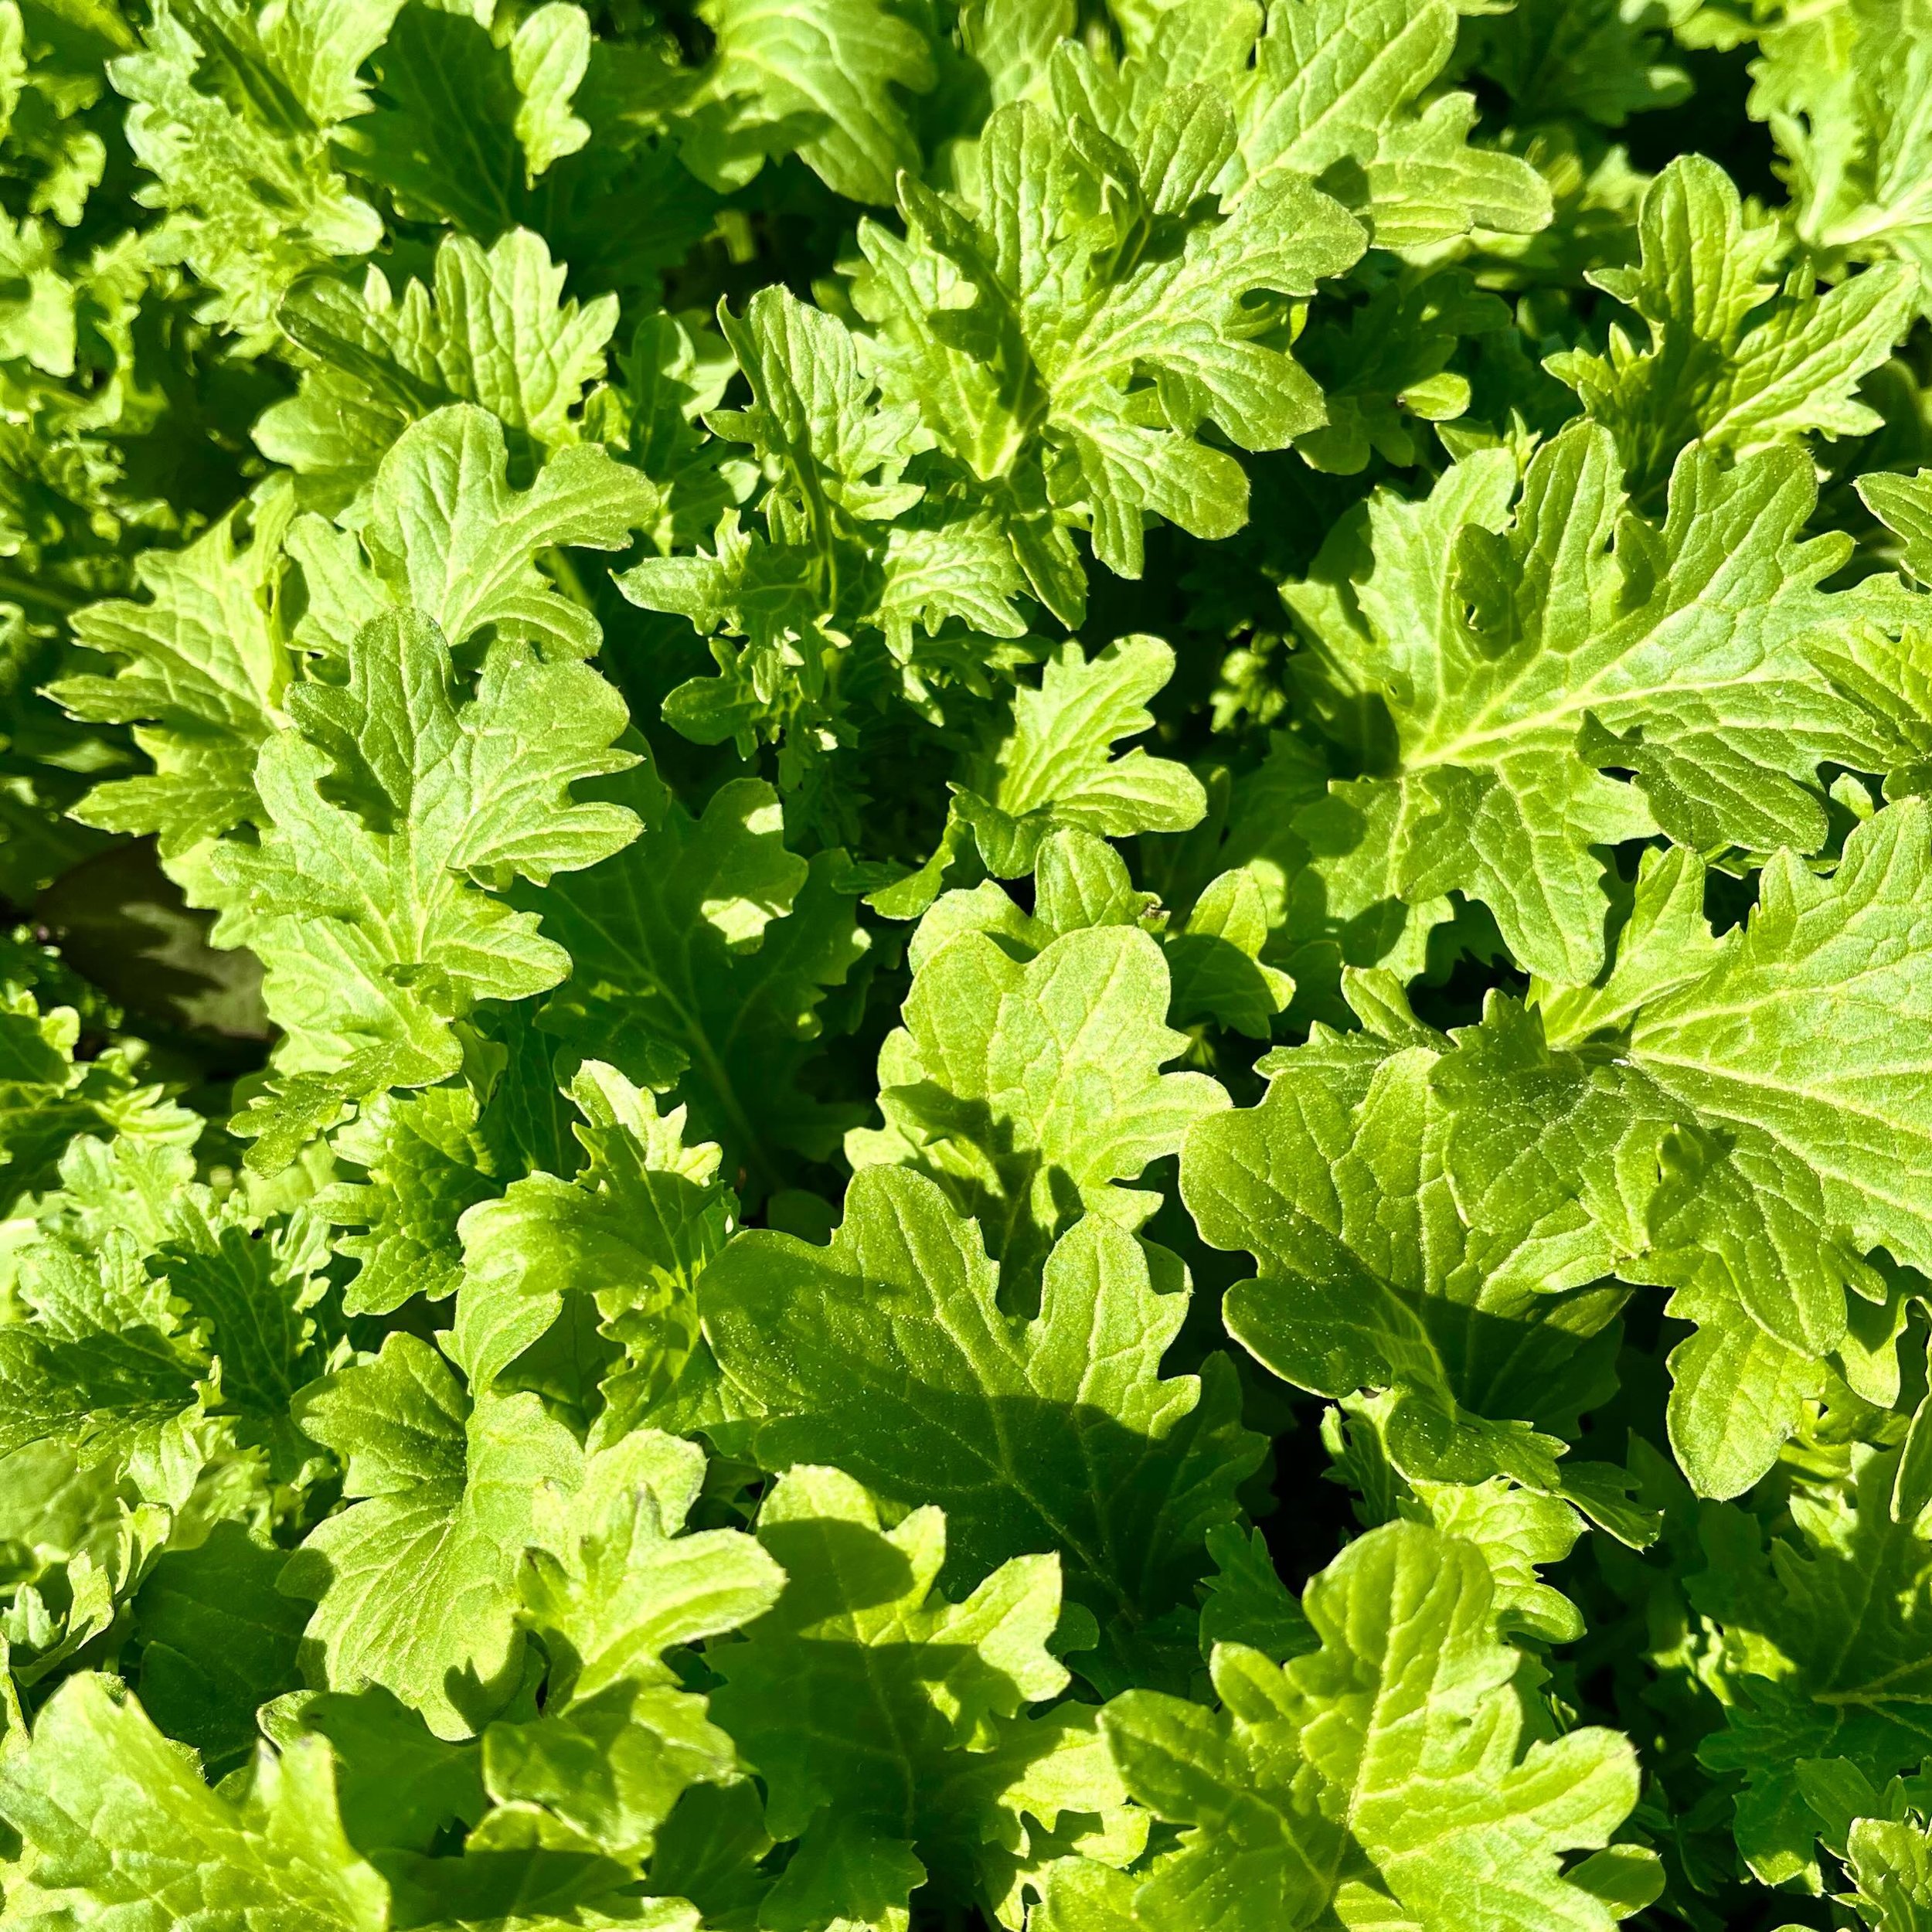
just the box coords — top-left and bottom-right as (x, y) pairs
(3, 3), (1931, 1929)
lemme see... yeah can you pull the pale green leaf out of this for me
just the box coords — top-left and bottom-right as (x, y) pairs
(950, 636), (1209, 879)
(1103, 1520), (1644, 1932)
(1844, 1815), (1932, 1930)
(181, 607), (638, 1158)
(695, 0), (935, 205)
(708, 1465), (1107, 1925)
(1220, 0), (1553, 248)
(510, 4), (593, 179)
(848, 903), (1226, 1287)
(1748, 0), (1932, 279)
(455, 1060), (733, 1420)
(702, 1168), (1262, 1656)
(853, 73), (1362, 593)
(256, 229), (619, 515)
(54, 501), (293, 855)
(109, 0), (398, 340)
(283, 1332), (583, 1739)
(1182, 998), (1648, 1538)
(318, 1084), (509, 1318)
(480, 1430), (781, 1865)
(1164, 864), (1296, 1039)
(354, 403), (661, 662)
(1283, 422), (1885, 980)
(0, 1673), (387, 1932)
(1625, 798), (1932, 1277)
(1546, 156), (1913, 497)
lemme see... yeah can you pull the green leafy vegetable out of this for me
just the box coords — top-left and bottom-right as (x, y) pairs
(2, 5), (1927, 1926)
(1102, 1519), (1655, 1929)
(702, 1169), (1260, 1668)
(282, 1332), (583, 1738)
(1283, 421), (1883, 979)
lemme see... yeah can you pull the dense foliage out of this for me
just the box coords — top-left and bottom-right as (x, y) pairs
(4, 0), (1932, 1925)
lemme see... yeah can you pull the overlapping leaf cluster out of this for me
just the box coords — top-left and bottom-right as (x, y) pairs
(2, 0), (1932, 1927)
